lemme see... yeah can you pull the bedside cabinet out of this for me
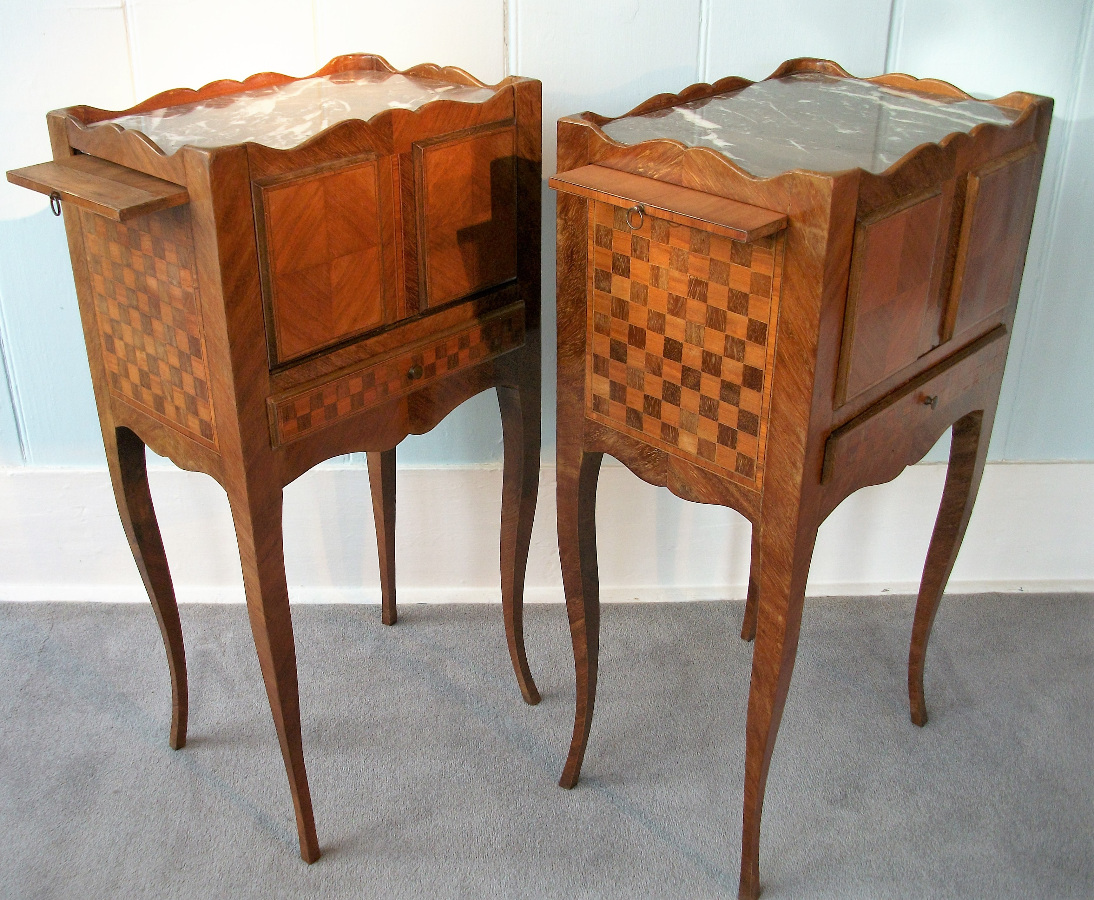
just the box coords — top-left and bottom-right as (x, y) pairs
(7, 54), (542, 862)
(549, 58), (1050, 898)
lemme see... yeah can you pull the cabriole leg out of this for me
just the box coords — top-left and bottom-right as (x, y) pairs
(909, 409), (991, 726)
(367, 449), (397, 627)
(558, 448), (604, 789)
(229, 486), (319, 863)
(106, 426), (188, 750)
(739, 511), (818, 900)
(740, 521), (762, 642)
(498, 381), (542, 705)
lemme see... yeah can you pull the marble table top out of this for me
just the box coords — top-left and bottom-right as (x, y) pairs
(600, 73), (1020, 178)
(94, 70), (499, 155)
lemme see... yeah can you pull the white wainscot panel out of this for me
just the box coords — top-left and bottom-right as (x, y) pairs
(126, 0), (319, 100)
(4, 462), (1093, 603)
(705, 0), (893, 82)
(314, 0), (507, 85)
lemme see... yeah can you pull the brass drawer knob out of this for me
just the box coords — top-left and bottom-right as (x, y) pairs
(921, 394), (939, 410)
(407, 364), (424, 381)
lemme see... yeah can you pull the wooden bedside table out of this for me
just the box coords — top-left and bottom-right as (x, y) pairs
(7, 54), (542, 863)
(549, 58), (1050, 898)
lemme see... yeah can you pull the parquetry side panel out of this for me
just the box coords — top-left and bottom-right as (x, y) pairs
(82, 207), (217, 447)
(586, 200), (782, 487)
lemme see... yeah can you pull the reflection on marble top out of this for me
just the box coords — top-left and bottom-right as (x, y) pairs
(600, 73), (1020, 177)
(94, 70), (499, 155)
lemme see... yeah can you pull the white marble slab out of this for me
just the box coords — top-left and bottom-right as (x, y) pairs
(601, 73), (1020, 177)
(95, 70), (499, 155)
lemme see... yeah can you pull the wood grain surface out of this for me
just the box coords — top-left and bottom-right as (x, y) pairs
(13, 56), (543, 868)
(551, 59), (1053, 900)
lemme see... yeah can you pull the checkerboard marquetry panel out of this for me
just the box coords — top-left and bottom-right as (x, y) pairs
(586, 200), (783, 487)
(81, 208), (217, 447)
(272, 305), (524, 445)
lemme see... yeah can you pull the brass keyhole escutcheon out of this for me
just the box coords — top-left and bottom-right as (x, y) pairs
(407, 364), (424, 381)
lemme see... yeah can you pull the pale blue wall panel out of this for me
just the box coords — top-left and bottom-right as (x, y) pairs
(1002, 9), (1094, 459)
(0, 1), (135, 466)
(0, 323), (24, 464)
(705, 0), (893, 82)
(516, 0), (705, 461)
(0, 212), (103, 465)
(126, 0), (319, 100)
(316, 0), (507, 84)
(891, 0), (1094, 460)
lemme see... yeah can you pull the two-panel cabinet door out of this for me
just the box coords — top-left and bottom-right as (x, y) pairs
(253, 121), (520, 369)
(835, 145), (1042, 409)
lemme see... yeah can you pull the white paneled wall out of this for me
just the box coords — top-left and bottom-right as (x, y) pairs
(1, 1), (1091, 467)
(704, 0), (893, 81)
(888, 0), (1094, 460)
(315, 0), (507, 84)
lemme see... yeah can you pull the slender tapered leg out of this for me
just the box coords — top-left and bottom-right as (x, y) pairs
(498, 382), (542, 705)
(558, 449), (604, 789)
(909, 410), (991, 727)
(229, 486), (319, 863)
(367, 449), (397, 627)
(105, 426), (188, 750)
(740, 522), (762, 642)
(739, 507), (819, 900)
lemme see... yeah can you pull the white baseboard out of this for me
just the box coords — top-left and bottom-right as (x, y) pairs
(2, 461), (1092, 603)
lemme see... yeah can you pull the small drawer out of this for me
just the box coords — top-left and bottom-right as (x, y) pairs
(822, 326), (1008, 489)
(268, 303), (524, 445)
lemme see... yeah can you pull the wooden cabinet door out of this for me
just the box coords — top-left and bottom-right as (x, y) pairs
(254, 153), (394, 365)
(414, 123), (518, 309)
(835, 187), (952, 407)
(945, 147), (1041, 342)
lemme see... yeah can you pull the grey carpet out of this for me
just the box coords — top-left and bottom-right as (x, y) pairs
(0, 595), (1091, 899)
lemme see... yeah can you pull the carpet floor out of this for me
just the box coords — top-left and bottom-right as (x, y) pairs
(0, 595), (1091, 899)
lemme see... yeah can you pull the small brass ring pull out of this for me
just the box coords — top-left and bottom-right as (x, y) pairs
(626, 204), (645, 230)
(407, 364), (424, 381)
(49, 192), (62, 216)
(922, 394), (939, 410)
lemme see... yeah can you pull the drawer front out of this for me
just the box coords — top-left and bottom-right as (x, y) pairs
(254, 154), (389, 365)
(585, 200), (784, 487)
(82, 206), (218, 448)
(823, 326), (1008, 492)
(269, 303), (524, 445)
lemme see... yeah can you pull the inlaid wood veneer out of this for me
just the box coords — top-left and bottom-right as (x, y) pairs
(551, 58), (1052, 900)
(585, 200), (783, 486)
(7, 53), (543, 867)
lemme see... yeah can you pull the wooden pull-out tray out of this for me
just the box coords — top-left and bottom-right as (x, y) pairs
(549, 164), (787, 243)
(6, 155), (188, 221)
